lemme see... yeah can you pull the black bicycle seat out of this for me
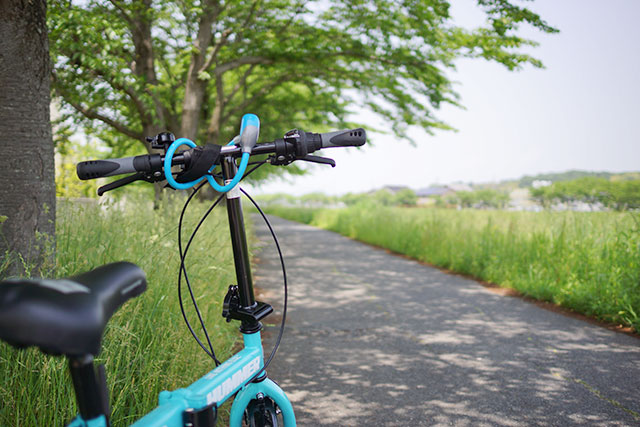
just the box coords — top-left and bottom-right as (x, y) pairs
(0, 262), (146, 356)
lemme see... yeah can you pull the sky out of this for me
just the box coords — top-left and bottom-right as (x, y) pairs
(248, 0), (640, 196)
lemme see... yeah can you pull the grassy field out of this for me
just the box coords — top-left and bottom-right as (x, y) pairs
(0, 197), (239, 426)
(266, 205), (640, 332)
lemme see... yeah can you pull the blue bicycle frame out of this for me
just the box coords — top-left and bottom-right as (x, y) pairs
(70, 330), (295, 427)
(132, 331), (294, 426)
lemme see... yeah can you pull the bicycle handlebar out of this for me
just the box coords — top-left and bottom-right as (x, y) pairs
(76, 127), (367, 182)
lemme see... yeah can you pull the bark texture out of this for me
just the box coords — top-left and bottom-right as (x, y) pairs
(0, 0), (56, 277)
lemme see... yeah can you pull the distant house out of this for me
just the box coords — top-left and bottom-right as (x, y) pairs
(371, 185), (410, 194)
(416, 186), (450, 198)
(416, 183), (472, 205)
(447, 183), (473, 193)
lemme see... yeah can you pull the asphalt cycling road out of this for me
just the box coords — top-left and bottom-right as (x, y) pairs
(252, 215), (640, 426)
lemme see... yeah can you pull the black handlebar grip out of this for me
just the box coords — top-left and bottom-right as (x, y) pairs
(319, 128), (366, 149)
(77, 155), (159, 180)
(303, 128), (366, 155)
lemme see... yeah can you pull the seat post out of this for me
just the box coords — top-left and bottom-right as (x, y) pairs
(68, 354), (110, 424)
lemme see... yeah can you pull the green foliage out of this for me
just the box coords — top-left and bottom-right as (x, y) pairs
(366, 190), (396, 207)
(393, 189), (419, 206)
(298, 192), (340, 206)
(530, 177), (640, 210)
(343, 189), (418, 207)
(267, 206), (640, 332)
(518, 170), (618, 188)
(48, 0), (556, 161)
(55, 138), (157, 200)
(341, 192), (371, 207)
(254, 193), (299, 206)
(445, 189), (510, 209)
(55, 140), (102, 198)
(263, 205), (319, 225)
(258, 189), (418, 208)
(0, 198), (238, 425)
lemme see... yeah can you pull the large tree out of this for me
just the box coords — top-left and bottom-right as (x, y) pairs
(0, 0), (56, 277)
(49, 0), (556, 180)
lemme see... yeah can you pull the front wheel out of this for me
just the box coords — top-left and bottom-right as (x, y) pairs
(244, 395), (281, 427)
(230, 378), (296, 427)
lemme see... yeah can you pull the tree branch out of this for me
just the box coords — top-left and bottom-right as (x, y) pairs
(220, 0), (262, 49)
(67, 99), (142, 140)
(274, 0), (309, 38)
(53, 72), (142, 140)
(157, 56), (182, 130)
(222, 73), (291, 122)
(215, 56), (272, 76)
(128, 0), (168, 132)
(99, 72), (151, 123)
(106, 0), (134, 26)
(206, 73), (226, 143)
(57, 38), (152, 126)
(199, 28), (231, 74)
(223, 63), (257, 105)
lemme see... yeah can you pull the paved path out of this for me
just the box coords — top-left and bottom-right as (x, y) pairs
(252, 216), (640, 426)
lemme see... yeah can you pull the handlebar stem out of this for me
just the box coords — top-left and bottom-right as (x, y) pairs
(220, 155), (259, 332)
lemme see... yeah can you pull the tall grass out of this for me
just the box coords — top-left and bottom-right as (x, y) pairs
(0, 197), (239, 426)
(267, 205), (640, 331)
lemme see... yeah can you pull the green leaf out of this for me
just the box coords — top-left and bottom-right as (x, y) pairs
(197, 70), (211, 81)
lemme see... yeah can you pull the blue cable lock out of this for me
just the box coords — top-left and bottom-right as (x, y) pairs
(164, 114), (258, 192)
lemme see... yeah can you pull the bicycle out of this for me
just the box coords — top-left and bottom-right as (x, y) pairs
(0, 114), (366, 427)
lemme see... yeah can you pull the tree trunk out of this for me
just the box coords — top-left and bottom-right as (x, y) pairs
(180, 0), (219, 140)
(0, 0), (56, 277)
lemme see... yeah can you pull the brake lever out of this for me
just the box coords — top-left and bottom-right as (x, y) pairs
(299, 155), (336, 167)
(97, 172), (158, 196)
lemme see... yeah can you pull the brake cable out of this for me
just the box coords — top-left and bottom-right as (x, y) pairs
(177, 161), (289, 375)
(178, 181), (224, 364)
(240, 188), (288, 377)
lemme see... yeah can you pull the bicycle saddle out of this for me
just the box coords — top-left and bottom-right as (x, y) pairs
(0, 262), (146, 356)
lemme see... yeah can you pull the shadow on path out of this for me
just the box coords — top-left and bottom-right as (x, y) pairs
(253, 216), (640, 426)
